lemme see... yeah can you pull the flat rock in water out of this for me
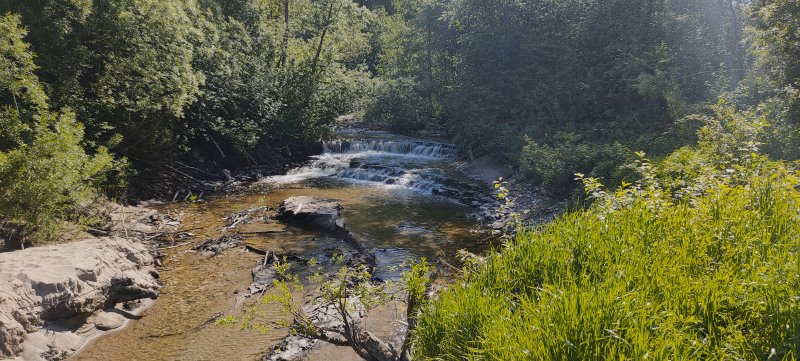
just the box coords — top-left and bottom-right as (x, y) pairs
(276, 196), (346, 232)
(0, 237), (159, 360)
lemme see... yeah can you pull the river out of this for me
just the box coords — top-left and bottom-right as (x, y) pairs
(72, 130), (491, 361)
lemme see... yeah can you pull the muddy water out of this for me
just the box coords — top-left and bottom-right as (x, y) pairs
(73, 134), (489, 361)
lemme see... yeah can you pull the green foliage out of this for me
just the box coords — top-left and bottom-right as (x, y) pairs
(364, 0), (452, 132)
(369, 0), (752, 192)
(0, 14), (115, 245)
(659, 99), (772, 200)
(2, 0), (205, 157)
(414, 106), (800, 359)
(402, 257), (432, 312)
(0, 112), (114, 243)
(732, 0), (800, 161)
(0, 13), (48, 149)
(186, 0), (365, 160)
(0, 0), (409, 206)
(181, 3), (280, 153)
(87, 0), (203, 157)
(520, 133), (631, 193)
(228, 255), (396, 337)
(0, 0), (93, 114)
(1, 0), (395, 178)
(364, 77), (428, 133)
(748, 0), (800, 112)
(226, 255), (435, 360)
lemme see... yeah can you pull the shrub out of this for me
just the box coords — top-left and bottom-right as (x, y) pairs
(0, 14), (115, 246)
(520, 133), (632, 193)
(0, 111), (114, 244)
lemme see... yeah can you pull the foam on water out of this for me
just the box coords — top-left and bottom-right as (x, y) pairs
(322, 140), (456, 159)
(264, 138), (456, 193)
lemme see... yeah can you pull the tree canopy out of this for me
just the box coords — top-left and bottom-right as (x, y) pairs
(0, 0), (798, 240)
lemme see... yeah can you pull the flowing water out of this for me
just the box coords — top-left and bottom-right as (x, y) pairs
(72, 130), (490, 361)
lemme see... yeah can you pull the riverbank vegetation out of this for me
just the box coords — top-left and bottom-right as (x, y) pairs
(404, 1), (800, 360)
(1, 0), (799, 358)
(0, 14), (116, 245)
(0, 0), (387, 183)
(413, 102), (800, 359)
(3, 0), (798, 244)
(0, 0), (395, 245)
(364, 0), (800, 195)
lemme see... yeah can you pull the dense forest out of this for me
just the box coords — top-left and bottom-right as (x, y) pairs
(1, 0), (799, 241)
(1, 0), (799, 359)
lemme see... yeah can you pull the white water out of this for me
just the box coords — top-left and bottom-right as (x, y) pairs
(264, 138), (456, 193)
(322, 140), (455, 158)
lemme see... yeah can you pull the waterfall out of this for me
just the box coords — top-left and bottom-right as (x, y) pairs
(335, 167), (446, 192)
(265, 137), (457, 194)
(322, 140), (455, 159)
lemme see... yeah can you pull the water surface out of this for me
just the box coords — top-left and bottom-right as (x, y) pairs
(73, 132), (490, 361)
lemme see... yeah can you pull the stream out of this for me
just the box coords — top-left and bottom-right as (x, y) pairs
(71, 130), (491, 361)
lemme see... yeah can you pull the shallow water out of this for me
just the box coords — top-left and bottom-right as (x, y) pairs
(72, 132), (490, 361)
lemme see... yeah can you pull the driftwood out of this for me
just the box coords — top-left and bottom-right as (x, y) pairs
(261, 197), (424, 360)
(240, 230), (287, 235)
(193, 311), (225, 332)
(245, 244), (269, 255)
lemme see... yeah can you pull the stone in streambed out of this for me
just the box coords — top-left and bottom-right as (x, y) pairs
(192, 234), (243, 254)
(93, 311), (127, 331)
(276, 196), (345, 232)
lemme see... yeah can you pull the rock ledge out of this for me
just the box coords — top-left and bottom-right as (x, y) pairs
(0, 237), (159, 360)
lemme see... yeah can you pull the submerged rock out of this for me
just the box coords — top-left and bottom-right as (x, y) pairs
(245, 251), (306, 298)
(0, 237), (159, 360)
(192, 234), (243, 254)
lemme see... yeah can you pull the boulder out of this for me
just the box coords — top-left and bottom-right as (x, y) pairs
(222, 169), (234, 181)
(0, 237), (159, 360)
(276, 196), (346, 232)
(276, 197), (369, 253)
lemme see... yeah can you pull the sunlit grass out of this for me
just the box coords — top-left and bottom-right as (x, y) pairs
(414, 162), (800, 360)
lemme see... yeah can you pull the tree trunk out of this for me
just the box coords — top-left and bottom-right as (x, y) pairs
(278, 0), (290, 68)
(310, 0), (337, 77)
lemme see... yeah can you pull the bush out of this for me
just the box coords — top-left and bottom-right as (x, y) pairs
(0, 112), (114, 244)
(520, 133), (632, 193)
(0, 113), (114, 243)
(413, 105), (800, 360)
(0, 14), (115, 245)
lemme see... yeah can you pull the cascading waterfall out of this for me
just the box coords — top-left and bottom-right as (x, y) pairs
(322, 140), (456, 159)
(265, 137), (457, 194)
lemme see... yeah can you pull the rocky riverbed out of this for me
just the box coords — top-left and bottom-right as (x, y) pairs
(0, 129), (558, 361)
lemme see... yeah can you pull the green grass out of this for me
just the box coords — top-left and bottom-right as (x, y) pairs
(414, 161), (800, 360)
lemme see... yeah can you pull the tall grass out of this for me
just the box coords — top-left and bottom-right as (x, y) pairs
(415, 151), (800, 359)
